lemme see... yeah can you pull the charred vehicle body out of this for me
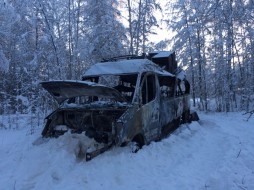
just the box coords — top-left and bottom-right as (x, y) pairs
(41, 51), (199, 160)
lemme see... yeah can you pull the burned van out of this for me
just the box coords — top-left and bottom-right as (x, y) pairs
(41, 52), (198, 160)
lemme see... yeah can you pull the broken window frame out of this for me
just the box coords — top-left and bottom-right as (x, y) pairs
(83, 74), (138, 104)
(158, 75), (176, 98)
(139, 72), (159, 105)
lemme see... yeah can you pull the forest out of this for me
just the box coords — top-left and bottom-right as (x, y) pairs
(0, 0), (253, 116)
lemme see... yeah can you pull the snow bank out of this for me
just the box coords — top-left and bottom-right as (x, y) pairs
(0, 112), (253, 190)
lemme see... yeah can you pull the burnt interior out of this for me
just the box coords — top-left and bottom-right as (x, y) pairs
(83, 74), (138, 103)
(42, 108), (126, 143)
(158, 75), (175, 98)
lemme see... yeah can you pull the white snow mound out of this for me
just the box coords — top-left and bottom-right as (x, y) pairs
(0, 112), (254, 190)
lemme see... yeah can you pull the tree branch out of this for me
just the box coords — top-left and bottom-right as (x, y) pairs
(243, 110), (254, 121)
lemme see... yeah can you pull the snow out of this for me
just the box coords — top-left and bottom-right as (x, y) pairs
(0, 112), (254, 190)
(43, 80), (104, 87)
(83, 59), (174, 77)
(62, 101), (129, 109)
(41, 80), (125, 104)
(152, 51), (173, 58)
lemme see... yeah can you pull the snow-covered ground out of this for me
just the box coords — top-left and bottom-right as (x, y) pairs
(0, 112), (254, 190)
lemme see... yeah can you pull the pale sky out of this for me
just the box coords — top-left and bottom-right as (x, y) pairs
(119, 1), (172, 46)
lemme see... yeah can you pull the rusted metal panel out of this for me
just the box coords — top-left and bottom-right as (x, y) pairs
(115, 104), (141, 145)
(140, 99), (160, 143)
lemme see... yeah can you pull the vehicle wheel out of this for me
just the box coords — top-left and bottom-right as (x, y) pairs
(41, 119), (51, 137)
(174, 117), (181, 129)
(131, 134), (144, 153)
(130, 142), (140, 153)
(190, 111), (199, 121)
(182, 110), (191, 124)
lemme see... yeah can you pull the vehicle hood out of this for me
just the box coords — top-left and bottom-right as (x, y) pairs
(41, 80), (126, 104)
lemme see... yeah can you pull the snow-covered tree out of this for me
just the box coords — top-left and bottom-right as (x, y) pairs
(166, 0), (254, 112)
(84, 0), (127, 63)
(0, 2), (16, 73)
(124, 0), (161, 55)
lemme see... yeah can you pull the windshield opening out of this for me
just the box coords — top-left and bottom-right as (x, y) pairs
(82, 74), (138, 103)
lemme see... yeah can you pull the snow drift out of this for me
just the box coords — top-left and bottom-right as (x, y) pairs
(0, 112), (253, 190)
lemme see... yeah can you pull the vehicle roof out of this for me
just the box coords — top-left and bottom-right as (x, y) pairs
(83, 59), (175, 77)
(152, 51), (173, 58)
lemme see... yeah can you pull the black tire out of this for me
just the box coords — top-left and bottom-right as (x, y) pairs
(174, 117), (181, 129)
(41, 119), (51, 137)
(182, 110), (191, 124)
(131, 134), (144, 153)
(190, 112), (199, 121)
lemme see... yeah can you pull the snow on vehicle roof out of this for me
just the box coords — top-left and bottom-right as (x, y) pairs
(43, 80), (104, 87)
(153, 51), (172, 58)
(83, 59), (174, 77)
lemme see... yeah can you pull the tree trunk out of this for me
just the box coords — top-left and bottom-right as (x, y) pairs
(127, 0), (134, 55)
